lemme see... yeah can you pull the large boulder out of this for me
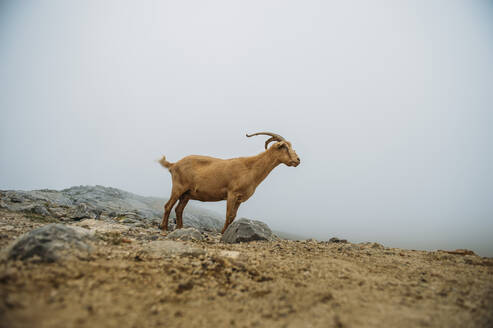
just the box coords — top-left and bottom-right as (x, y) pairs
(220, 218), (277, 243)
(6, 224), (94, 262)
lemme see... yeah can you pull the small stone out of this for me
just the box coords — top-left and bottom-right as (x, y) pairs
(176, 281), (194, 294)
(371, 242), (384, 249)
(328, 237), (348, 244)
(132, 222), (146, 228)
(167, 227), (204, 241)
(219, 250), (242, 260)
(9, 195), (24, 203)
(120, 218), (136, 224)
(6, 224), (93, 262)
(30, 205), (50, 216)
(69, 203), (97, 220)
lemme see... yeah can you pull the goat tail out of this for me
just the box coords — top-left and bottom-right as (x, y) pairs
(158, 155), (174, 169)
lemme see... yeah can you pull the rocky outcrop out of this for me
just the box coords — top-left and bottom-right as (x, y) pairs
(0, 185), (223, 232)
(6, 224), (94, 262)
(220, 218), (277, 243)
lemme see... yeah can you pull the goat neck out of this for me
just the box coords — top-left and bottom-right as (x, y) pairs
(245, 147), (281, 186)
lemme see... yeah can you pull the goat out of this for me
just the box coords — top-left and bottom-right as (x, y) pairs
(158, 132), (300, 234)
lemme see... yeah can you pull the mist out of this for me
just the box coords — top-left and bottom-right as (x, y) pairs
(1, 1), (492, 256)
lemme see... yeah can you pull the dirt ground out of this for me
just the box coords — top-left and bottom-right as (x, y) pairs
(1, 210), (492, 328)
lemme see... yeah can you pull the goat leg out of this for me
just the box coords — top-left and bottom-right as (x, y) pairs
(161, 192), (180, 234)
(221, 194), (241, 234)
(174, 193), (190, 229)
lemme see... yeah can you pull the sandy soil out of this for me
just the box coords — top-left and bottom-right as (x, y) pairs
(0, 210), (492, 328)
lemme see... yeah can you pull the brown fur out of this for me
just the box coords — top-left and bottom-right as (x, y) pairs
(159, 138), (300, 234)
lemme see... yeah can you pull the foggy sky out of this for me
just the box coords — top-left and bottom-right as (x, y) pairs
(1, 1), (492, 255)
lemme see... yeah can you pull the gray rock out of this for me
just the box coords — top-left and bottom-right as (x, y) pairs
(9, 195), (24, 203)
(328, 237), (348, 243)
(68, 203), (97, 220)
(168, 211), (223, 233)
(49, 207), (68, 218)
(6, 224), (93, 262)
(220, 218), (276, 243)
(145, 240), (205, 257)
(131, 222), (147, 228)
(371, 242), (384, 249)
(120, 217), (137, 224)
(0, 186), (224, 232)
(29, 204), (51, 216)
(167, 228), (204, 241)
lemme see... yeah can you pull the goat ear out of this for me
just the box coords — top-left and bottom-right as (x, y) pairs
(276, 142), (287, 149)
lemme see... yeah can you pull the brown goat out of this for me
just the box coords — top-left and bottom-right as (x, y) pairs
(158, 132), (300, 234)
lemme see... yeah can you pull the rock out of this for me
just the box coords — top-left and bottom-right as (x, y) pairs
(145, 240), (205, 257)
(371, 242), (384, 249)
(168, 211), (223, 233)
(3, 203), (50, 217)
(203, 231), (222, 243)
(49, 207), (67, 218)
(167, 228), (204, 241)
(132, 222), (147, 228)
(6, 224), (93, 262)
(359, 242), (384, 249)
(68, 203), (97, 220)
(73, 219), (129, 234)
(0, 186), (224, 232)
(2, 225), (15, 231)
(219, 250), (242, 260)
(441, 249), (477, 256)
(120, 217), (137, 224)
(30, 205), (51, 216)
(220, 218), (276, 244)
(9, 195), (24, 203)
(328, 237), (348, 244)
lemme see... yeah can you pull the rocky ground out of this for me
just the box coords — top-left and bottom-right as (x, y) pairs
(0, 188), (492, 328)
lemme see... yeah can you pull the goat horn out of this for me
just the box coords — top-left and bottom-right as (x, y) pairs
(264, 137), (277, 150)
(246, 132), (287, 149)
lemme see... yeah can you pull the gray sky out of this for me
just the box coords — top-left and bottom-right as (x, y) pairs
(1, 1), (492, 255)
